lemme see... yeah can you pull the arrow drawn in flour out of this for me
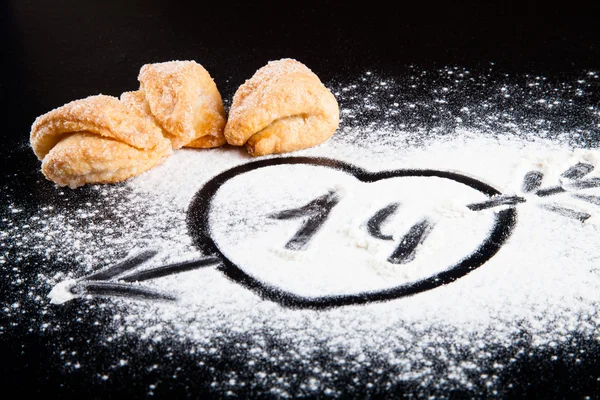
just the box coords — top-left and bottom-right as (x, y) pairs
(49, 249), (221, 304)
(467, 162), (598, 222)
(49, 158), (598, 308)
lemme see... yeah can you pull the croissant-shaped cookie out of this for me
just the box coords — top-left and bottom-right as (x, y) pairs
(224, 58), (340, 156)
(30, 95), (173, 188)
(124, 60), (226, 149)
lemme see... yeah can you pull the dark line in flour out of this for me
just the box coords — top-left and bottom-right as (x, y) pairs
(572, 193), (600, 206)
(119, 257), (222, 283)
(71, 281), (176, 301)
(270, 190), (341, 251)
(566, 177), (600, 190)
(522, 171), (544, 193)
(561, 162), (594, 180)
(366, 203), (399, 240)
(388, 218), (435, 264)
(535, 186), (567, 197)
(467, 195), (526, 211)
(538, 203), (591, 222)
(85, 249), (158, 281)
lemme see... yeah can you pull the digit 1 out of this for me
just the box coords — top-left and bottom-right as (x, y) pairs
(269, 190), (341, 251)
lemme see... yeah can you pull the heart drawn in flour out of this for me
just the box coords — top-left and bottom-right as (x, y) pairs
(187, 157), (517, 309)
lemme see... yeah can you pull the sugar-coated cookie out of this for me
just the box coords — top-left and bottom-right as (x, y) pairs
(224, 58), (340, 156)
(30, 95), (172, 188)
(135, 60), (226, 149)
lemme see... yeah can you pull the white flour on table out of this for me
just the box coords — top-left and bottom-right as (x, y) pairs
(2, 67), (599, 398)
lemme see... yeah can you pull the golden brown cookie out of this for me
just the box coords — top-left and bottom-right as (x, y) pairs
(224, 58), (340, 156)
(136, 60), (226, 149)
(30, 94), (172, 188)
(119, 90), (160, 128)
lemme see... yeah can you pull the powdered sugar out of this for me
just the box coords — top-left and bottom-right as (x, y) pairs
(2, 66), (600, 398)
(208, 163), (497, 297)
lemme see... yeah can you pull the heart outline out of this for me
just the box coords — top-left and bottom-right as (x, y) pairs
(187, 157), (517, 309)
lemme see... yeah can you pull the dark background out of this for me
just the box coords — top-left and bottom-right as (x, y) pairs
(1, 1), (599, 398)
(3, 0), (600, 153)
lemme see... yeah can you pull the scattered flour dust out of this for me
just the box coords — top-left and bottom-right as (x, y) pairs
(2, 68), (600, 397)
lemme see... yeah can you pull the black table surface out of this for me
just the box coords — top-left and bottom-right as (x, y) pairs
(2, 1), (599, 398)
